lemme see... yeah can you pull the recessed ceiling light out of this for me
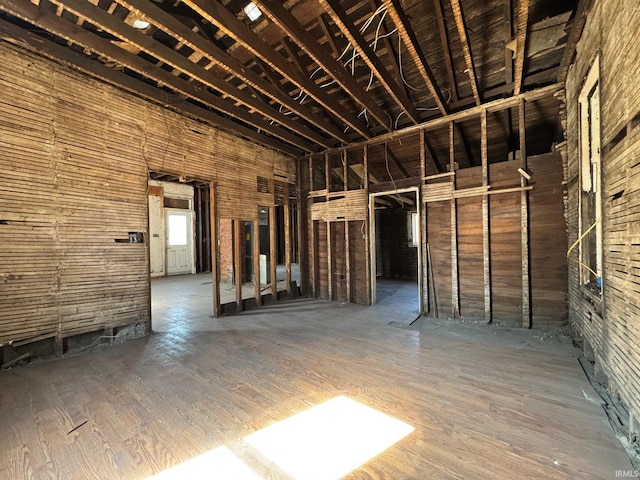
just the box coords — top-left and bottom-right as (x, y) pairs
(243, 2), (262, 22)
(132, 19), (150, 29)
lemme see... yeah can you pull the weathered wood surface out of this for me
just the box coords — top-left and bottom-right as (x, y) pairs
(0, 297), (632, 478)
(564, 0), (640, 435)
(0, 43), (295, 344)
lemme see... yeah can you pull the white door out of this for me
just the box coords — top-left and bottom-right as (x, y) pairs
(165, 209), (195, 275)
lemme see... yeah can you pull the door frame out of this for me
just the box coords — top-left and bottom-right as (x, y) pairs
(368, 187), (422, 312)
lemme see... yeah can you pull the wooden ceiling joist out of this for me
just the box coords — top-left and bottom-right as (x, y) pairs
(513, 0), (530, 95)
(182, 0), (369, 140)
(255, 0), (391, 131)
(116, 0), (344, 147)
(47, 0), (329, 148)
(450, 0), (482, 106)
(0, 18), (299, 156)
(432, 0), (458, 103)
(0, 0), (315, 152)
(558, 0), (592, 83)
(380, 0), (448, 116)
(318, 0), (421, 124)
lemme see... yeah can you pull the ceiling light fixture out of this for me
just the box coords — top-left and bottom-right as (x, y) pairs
(132, 19), (150, 29)
(243, 2), (262, 22)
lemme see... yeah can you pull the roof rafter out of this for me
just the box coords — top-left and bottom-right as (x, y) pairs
(450, 0), (482, 106)
(0, 17), (299, 156)
(432, 0), (458, 103)
(513, 0), (530, 95)
(48, 0), (329, 148)
(0, 0), (316, 152)
(558, 0), (592, 83)
(318, 0), (421, 124)
(182, 0), (369, 140)
(380, 0), (448, 116)
(255, 0), (391, 131)
(116, 0), (345, 145)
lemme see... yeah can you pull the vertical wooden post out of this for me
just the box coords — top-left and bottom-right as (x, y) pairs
(450, 122), (460, 318)
(269, 206), (277, 301)
(253, 216), (261, 306)
(324, 152), (330, 191)
(481, 109), (492, 324)
(284, 183), (292, 295)
(343, 149), (351, 303)
(327, 221), (333, 301)
(363, 145), (371, 305)
(520, 99), (531, 328)
(420, 129), (429, 315)
(209, 182), (220, 317)
(233, 219), (243, 312)
(309, 158), (316, 298)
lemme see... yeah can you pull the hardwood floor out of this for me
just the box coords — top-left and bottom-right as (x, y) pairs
(0, 291), (633, 479)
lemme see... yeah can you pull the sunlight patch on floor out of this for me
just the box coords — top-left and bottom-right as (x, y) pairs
(147, 446), (262, 480)
(244, 395), (414, 479)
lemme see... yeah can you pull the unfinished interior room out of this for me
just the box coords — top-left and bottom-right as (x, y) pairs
(1, 0), (639, 477)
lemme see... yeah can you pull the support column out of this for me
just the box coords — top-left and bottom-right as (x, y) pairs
(209, 182), (220, 317)
(481, 109), (492, 324)
(520, 99), (531, 328)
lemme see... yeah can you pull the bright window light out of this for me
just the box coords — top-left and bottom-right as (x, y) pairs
(245, 396), (414, 479)
(243, 2), (262, 22)
(147, 446), (262, 480)
(132, 19), (150, 29)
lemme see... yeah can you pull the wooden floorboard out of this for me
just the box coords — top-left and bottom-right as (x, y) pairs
(0, 283), (634, 479)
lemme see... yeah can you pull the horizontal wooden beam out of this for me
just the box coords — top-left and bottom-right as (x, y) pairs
(116, 0), (339, 146)
(312, 83), (563, 155)
(0, 16), (301, 156)
(183, 0), (369, 140)
(256, 0), (390, 131)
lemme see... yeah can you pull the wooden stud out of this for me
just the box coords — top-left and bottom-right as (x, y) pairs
(234, 219), (243, 312)
(520, 99), (531, 328)
(343, 150), (351, 303)
(327, 221), (333, 301)
(252, 219), (261, 305)
(269, 206), (277, 301)
(210, 182), (220, 317)
(449, 122), (460, 318)
(363, 145), (371, 305)
(420, 130), (429, 314)
(284, 183), (292, 295)
(481, 109), (492, 324)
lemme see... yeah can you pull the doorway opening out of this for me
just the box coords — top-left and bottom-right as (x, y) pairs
(369, 188), (421, 322)
(148, 173), (212, 332)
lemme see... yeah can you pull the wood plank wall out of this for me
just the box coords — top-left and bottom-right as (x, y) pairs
(0, 43), (295, 346)
(564, 0), (640, 434)
(426, 155), (566, 326)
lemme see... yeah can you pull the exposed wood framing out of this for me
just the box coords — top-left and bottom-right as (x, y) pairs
(0, 12), (300, 155)
(432, 0), (458, 102)
(117, 0), (340, 146)
(381, 0), (448, 115)
(557, 0), (592, 83)
(314, 84), (562, 155)
(269, 206), (278, 300)
(234, 219), (243, 312)
(44, 0), (324, 150)
(363, 145), (371, 305)
(210, 182), (221, 317)
(254, 218), (261, 306)
(284, 183), (292, 295)
(319, 0), (420, 123)
(420, 130), (429, 314)
(449, 122), (460, 318)
(450, 0), (481, 105)
(256, 0), (390, 131)
(481, 109), (492, 324)
(183, 0), (368, 140)
(519, 99), (531, 328)
(513, 0), (530, 95)
(327, 221), (333, 300)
